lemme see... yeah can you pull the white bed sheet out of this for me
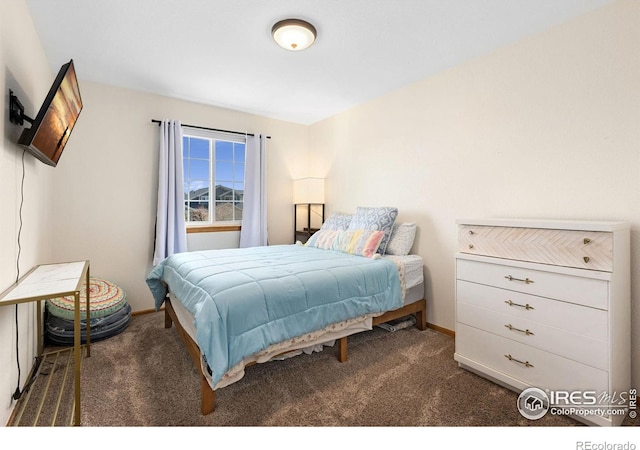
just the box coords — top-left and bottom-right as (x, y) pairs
(383, 254), (424, 289)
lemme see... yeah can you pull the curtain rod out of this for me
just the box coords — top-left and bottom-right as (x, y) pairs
(151, 119), (271, 139)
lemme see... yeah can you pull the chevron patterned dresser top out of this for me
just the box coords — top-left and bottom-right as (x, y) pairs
(458, 223), (614, 272)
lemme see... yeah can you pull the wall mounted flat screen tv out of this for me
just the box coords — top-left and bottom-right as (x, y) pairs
(18, 59), (83, 167)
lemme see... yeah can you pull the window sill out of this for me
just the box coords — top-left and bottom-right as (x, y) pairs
(186, 225), (241, 234)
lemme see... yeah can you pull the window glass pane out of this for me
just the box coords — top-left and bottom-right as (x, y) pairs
(215, 184), (234, 201)
(216, 161), (233, 182)
(183, 137), (189, 158)
(234, 144), (245, 163)
(190, 138), (209, 159)
(188, 183), (209, 200)
(217, 181), (233, 188)
(189, 158), (209, 180)
(234, 163), (245, 180)
(215, 201), (234, 221)
(188, 202), (209, 222)
(216, 141), (233, 161)
(183, 133), (246, 224)
(234, 183), (244, 202)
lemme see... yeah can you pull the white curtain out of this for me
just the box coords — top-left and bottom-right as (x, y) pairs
(239, 134), (268, 248)
(153, 120), (188, 265)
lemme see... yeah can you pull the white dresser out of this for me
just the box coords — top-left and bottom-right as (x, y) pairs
(454, 218), (630, 426)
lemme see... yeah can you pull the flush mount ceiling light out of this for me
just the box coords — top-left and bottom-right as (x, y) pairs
(272, 19), (317, 51)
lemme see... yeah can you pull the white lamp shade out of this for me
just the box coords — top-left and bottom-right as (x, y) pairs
(293, 178), (325, 204)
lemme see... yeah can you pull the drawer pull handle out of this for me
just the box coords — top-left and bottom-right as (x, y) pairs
(504, 275), (534, 284)
(583, 256), (590, 263)
(584, 238), (591, 244)
(505, 324), (535, 336)
(468, 244), (474, 249)
(468, 230), (475, 235)
(504, 300), (534, 310)
(504, 354), (534, 368)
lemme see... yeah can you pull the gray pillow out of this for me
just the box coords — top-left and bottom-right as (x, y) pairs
(321, 213), (353, 231)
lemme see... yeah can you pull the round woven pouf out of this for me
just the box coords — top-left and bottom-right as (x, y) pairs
(46, 277), (127, 321)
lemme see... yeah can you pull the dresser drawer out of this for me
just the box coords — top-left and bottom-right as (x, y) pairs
(455, 324), (608, 393)
(458, 225), (613, 272)
(456, 258), (609, 310)
(456, 280), (608, 341)
(457, 302), (607, 370)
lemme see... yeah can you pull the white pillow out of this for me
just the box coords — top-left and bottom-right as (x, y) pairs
(385, 222), (417, 256)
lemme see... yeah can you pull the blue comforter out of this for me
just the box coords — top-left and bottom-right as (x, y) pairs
(146, 244), (402, 385)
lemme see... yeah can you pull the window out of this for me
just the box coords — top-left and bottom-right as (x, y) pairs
(183, 130), (246, 225)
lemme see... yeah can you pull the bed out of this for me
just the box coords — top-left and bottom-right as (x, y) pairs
(146, 210), (427, 414)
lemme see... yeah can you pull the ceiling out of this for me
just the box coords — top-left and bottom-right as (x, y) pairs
(25, 0), (614, 125)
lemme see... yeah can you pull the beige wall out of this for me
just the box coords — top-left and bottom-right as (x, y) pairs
(309, 0), (640, 386)
(50, 82), (309, 315)
(0, 0), (57, 427)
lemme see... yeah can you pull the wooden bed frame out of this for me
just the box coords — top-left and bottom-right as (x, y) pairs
(163, 296), (427, 415)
